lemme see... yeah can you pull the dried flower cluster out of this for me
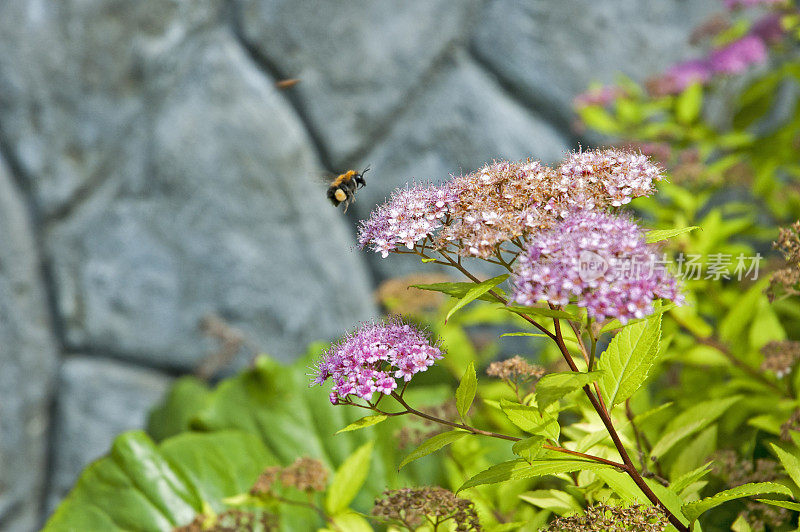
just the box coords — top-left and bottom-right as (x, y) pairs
(375, 273), (453, 316)
(359, 149), (666, 259)
(371, 487), (481, 531)
(542, 503), (667, 532)
(511, 211), (683, 323)
(174, 509), (277, 532)
(768, 221), (800, 300)
(250, 457), (329, 496)
(760, 340), (800, 378)
(486, 356), (545, 399)
(310, 319), (442, 404)
(712, 450), (792, 530)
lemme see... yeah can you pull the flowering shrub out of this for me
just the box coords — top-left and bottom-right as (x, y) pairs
(44, 1), (800, 530)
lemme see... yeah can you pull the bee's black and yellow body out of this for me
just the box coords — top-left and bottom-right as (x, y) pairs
(327, 166), (369, 212)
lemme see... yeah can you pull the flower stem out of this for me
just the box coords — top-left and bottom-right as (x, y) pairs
(440, 260), (689, 532)
(388, 392), (624, 469)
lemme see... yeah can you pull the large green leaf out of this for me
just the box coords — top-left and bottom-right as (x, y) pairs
(682, 482), (793, 523)
(500, 399), (560, 441)
(325, 441), (374, 515)
(770, 444), (800, 491)
(147, 377), (212, 441)
(44, 430), (276, 531)
(398, 430), (470, 470)
(534, 371), (604, 413)
(597, 313), (662, 407)
(458, 458), (613, 491)
(145, 354), (450, 511)
(650, 396), (742, 460)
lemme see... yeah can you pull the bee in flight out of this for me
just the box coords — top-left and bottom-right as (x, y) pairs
(327, 166), (370, 213)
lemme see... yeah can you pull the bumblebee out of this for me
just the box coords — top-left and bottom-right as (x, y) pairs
(327, 166), (370, 212)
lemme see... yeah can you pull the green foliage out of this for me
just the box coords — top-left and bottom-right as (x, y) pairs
(49, 8), (800, 530)
(598, 313), (662, 407)
(398, 430), (470, 470)
(534, 371), (604, 413)
(44, 431), (275, 531)
(325, 441), (374, 515)
(682, 482), (793, 523)
(456, 361), (477, 420)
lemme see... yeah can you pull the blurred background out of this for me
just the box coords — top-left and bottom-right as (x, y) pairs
(0, 0), (731, 529)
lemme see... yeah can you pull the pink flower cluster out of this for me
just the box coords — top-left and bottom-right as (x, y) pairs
(311, 320), (443, 404)
(652, 33), (768, 95)
(556, 149), (663, 208)
(511, 211), (683, 323)
(358, 149), (666, 259)
(724, 0), (785, 9)
(358, 184), (457, 257)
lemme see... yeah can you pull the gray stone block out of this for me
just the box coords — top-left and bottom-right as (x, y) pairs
(235, 0), (482, 165)
(45, 356), (172, 515)
(471, 0), (717, 127)
(47, 29), (377, 369)
(0, 156), (59, 532)
(352, 51), (570, 282)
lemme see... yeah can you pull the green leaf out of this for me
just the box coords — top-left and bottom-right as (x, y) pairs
(456, 361), (477, 420)
(675, 82), (703, 124)
(512, 436), (546, 462)
(326, 441), (374, 515)
(147, 376), (211, 441)
(44, 431), (276, 531)
(324, 511), (374, 532)
(645, 226), (700, 244)
(670, 462), (713, 495)
(504, 305), (578, 320)
(597, 313), (662, 407)
(154, 353), (448, 507)
(411, 279), (504, 302)
(500, 399), (560, 441)
(682, 482), (793, 523)
(398, 430), (469, 470)
(534, 371), (605, 413)
(770, 444), (800, 490)
(755, 499), (800, 511)
(731, 513), (754, 532)
(335, 415), (388, 435)
(445, 274), (509, 322)
(519, 489), (583, 515)
(458, 459), (613, 491)
(650, 396), (741, 460)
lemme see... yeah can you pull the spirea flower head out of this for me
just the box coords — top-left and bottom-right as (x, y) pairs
(708, 35), (768, 75)
(372, 487), (481, 532)
(511, 211), (683, 323)
(648, 59), (713, 96)
(310, 319), (443, 404)
(724, 0), (786, 9)
(542, 503), (667, 532)
(358, 149), (666, 260)
(357, 183), (457, 257)
(556, 148), (665, 208)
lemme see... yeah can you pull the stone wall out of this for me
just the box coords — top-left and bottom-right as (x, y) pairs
(0, 1), (714, 529)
